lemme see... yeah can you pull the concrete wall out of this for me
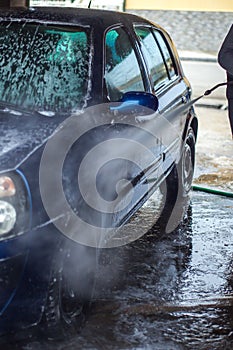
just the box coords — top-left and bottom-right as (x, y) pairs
(3, 0), (29, 5)
(127, 10), (232, 55)
(126, 0), (233, 12)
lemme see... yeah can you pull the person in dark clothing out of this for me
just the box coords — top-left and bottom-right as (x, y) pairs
(218, 24), (233, 138)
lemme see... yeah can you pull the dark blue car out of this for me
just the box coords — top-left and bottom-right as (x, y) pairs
(0, 5), (197, 336)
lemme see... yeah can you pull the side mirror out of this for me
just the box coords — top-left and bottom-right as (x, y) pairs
(121, 91), (159, 111)
(110, 91), (159, 115)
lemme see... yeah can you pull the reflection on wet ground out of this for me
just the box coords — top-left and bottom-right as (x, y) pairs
(7, 191), (233, 350)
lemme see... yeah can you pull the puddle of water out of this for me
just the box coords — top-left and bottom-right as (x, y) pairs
(60, 192), (233, 350)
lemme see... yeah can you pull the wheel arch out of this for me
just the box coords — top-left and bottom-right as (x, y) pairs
(182, 107), (198, 143)
(190, 115), (198, 141)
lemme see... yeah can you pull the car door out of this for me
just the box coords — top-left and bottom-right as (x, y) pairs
(103, 25), (163, 221)
(134, 25), (190, 174)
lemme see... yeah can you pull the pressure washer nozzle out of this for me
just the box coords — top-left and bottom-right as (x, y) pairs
(203, 82), (227, 97)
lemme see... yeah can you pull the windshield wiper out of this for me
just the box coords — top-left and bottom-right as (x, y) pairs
(0, 100), (32, 116)
(0, 100), (56, 118)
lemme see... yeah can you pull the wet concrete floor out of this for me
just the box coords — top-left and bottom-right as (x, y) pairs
(8, 106), (233, 349)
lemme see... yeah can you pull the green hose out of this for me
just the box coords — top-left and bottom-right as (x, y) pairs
(192, 184), (233, 198)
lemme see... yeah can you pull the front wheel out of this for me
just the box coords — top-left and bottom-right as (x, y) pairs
(43, 243), (97, 338)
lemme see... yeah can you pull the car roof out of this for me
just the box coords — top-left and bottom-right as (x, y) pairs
(0, 7), (153, 30)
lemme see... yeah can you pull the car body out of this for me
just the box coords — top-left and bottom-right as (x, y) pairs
(0, 6), (197, 335)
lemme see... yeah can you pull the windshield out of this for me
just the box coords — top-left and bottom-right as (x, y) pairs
(0, 22), (90, 113)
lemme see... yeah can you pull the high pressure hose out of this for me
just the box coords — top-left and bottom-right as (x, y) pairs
(191, 81), (233, 198)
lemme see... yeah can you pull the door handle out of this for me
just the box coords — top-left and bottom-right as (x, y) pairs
(181, 96), (187, 104)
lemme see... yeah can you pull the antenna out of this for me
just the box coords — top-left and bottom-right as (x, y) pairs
(88, 0), (92, 8)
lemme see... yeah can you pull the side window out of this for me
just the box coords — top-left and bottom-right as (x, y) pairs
(153, 30), (176, 79)
(105, 27), (144, 101)
(134, 27), (176, 91)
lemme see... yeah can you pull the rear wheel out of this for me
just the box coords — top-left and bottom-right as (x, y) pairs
(179, 127), (196, 195)
(158, 127), (196, 229)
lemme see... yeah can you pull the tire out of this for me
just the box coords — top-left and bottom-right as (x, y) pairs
(178, 127), (196, 195)
(158, 127), (196, 230)
(43, 243), (97, 338)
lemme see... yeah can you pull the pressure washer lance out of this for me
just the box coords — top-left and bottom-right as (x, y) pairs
(189, 81), (228, 106)
(191, 81), (233, 198)
(165, 82), (229, 123)
(203, 82), (228, 97)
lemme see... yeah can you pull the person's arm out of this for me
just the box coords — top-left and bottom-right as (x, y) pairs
(218, 24), (233, 76)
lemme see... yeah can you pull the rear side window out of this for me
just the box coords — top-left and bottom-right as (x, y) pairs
(153, 30), (176, 79)
(105, 27), (144, 101)
(134, 27), (176, 91)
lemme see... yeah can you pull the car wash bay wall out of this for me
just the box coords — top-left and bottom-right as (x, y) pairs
(126, 10), (232, 55)
(2, 0), (29, 6)
(125, 0), (233, 55)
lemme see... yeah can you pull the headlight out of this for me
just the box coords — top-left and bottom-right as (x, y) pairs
(0, 172), (30, 240)
(0, 200), (16, 235)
